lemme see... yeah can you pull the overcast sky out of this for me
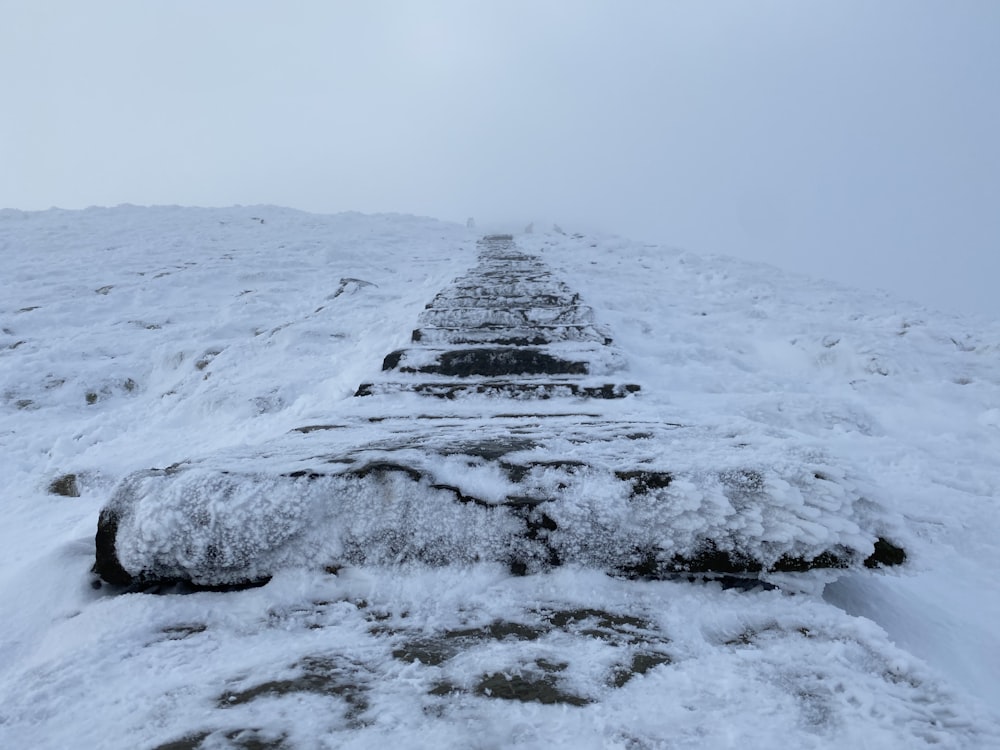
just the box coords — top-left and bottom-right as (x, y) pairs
(3, 1), (998, 317)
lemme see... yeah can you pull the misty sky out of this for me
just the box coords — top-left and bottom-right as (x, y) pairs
(3, 1), (998, 317)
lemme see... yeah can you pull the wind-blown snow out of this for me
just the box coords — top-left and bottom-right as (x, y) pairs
(1, 206), (998, 748)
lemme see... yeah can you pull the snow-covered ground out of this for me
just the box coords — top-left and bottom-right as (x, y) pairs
(1, 206), (998, 748)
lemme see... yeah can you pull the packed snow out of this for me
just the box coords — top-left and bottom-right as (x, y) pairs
(1, 206), (998, 748)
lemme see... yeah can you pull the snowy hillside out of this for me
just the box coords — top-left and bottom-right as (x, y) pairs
(1, 206), (998, 748)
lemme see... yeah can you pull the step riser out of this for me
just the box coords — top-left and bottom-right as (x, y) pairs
(426, 294), (580, 309)
(411, 328), (608, 346)
(419, 308), (595, 328)
(95, 461), (898, 587)
(355, 382), (640, 399)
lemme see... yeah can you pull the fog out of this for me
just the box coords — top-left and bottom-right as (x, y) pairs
(3, 1), (998, 317)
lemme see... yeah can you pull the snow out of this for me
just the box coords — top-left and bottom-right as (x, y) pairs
(1, 205), (999, 748)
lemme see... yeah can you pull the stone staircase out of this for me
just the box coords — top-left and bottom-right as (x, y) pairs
(94, 235), (904, 588)
(355, 234), (640, 400)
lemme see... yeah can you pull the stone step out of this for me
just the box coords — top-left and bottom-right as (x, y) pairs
(379, 346), (629, 377)
(94, 415), (904, 587)
(435, 281), (573, 299)
(411, 326), (609, 346)
(355, 380), (641, 399)
(425, 293), (581, 308)
(418, 306), (596, 328)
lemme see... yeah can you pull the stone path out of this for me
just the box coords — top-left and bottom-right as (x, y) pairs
(95, 236), (904, 588)
(356, 234), (639, 399)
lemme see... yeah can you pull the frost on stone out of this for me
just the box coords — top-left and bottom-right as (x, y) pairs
(95, 429), (897, 587)
(97, 459), (529, 586)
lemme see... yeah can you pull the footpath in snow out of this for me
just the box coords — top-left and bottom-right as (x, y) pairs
(96, 234), (904, 589)
(0, 207), (998, 749)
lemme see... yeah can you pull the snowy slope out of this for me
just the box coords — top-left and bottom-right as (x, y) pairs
(1, 206), (998, 748)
